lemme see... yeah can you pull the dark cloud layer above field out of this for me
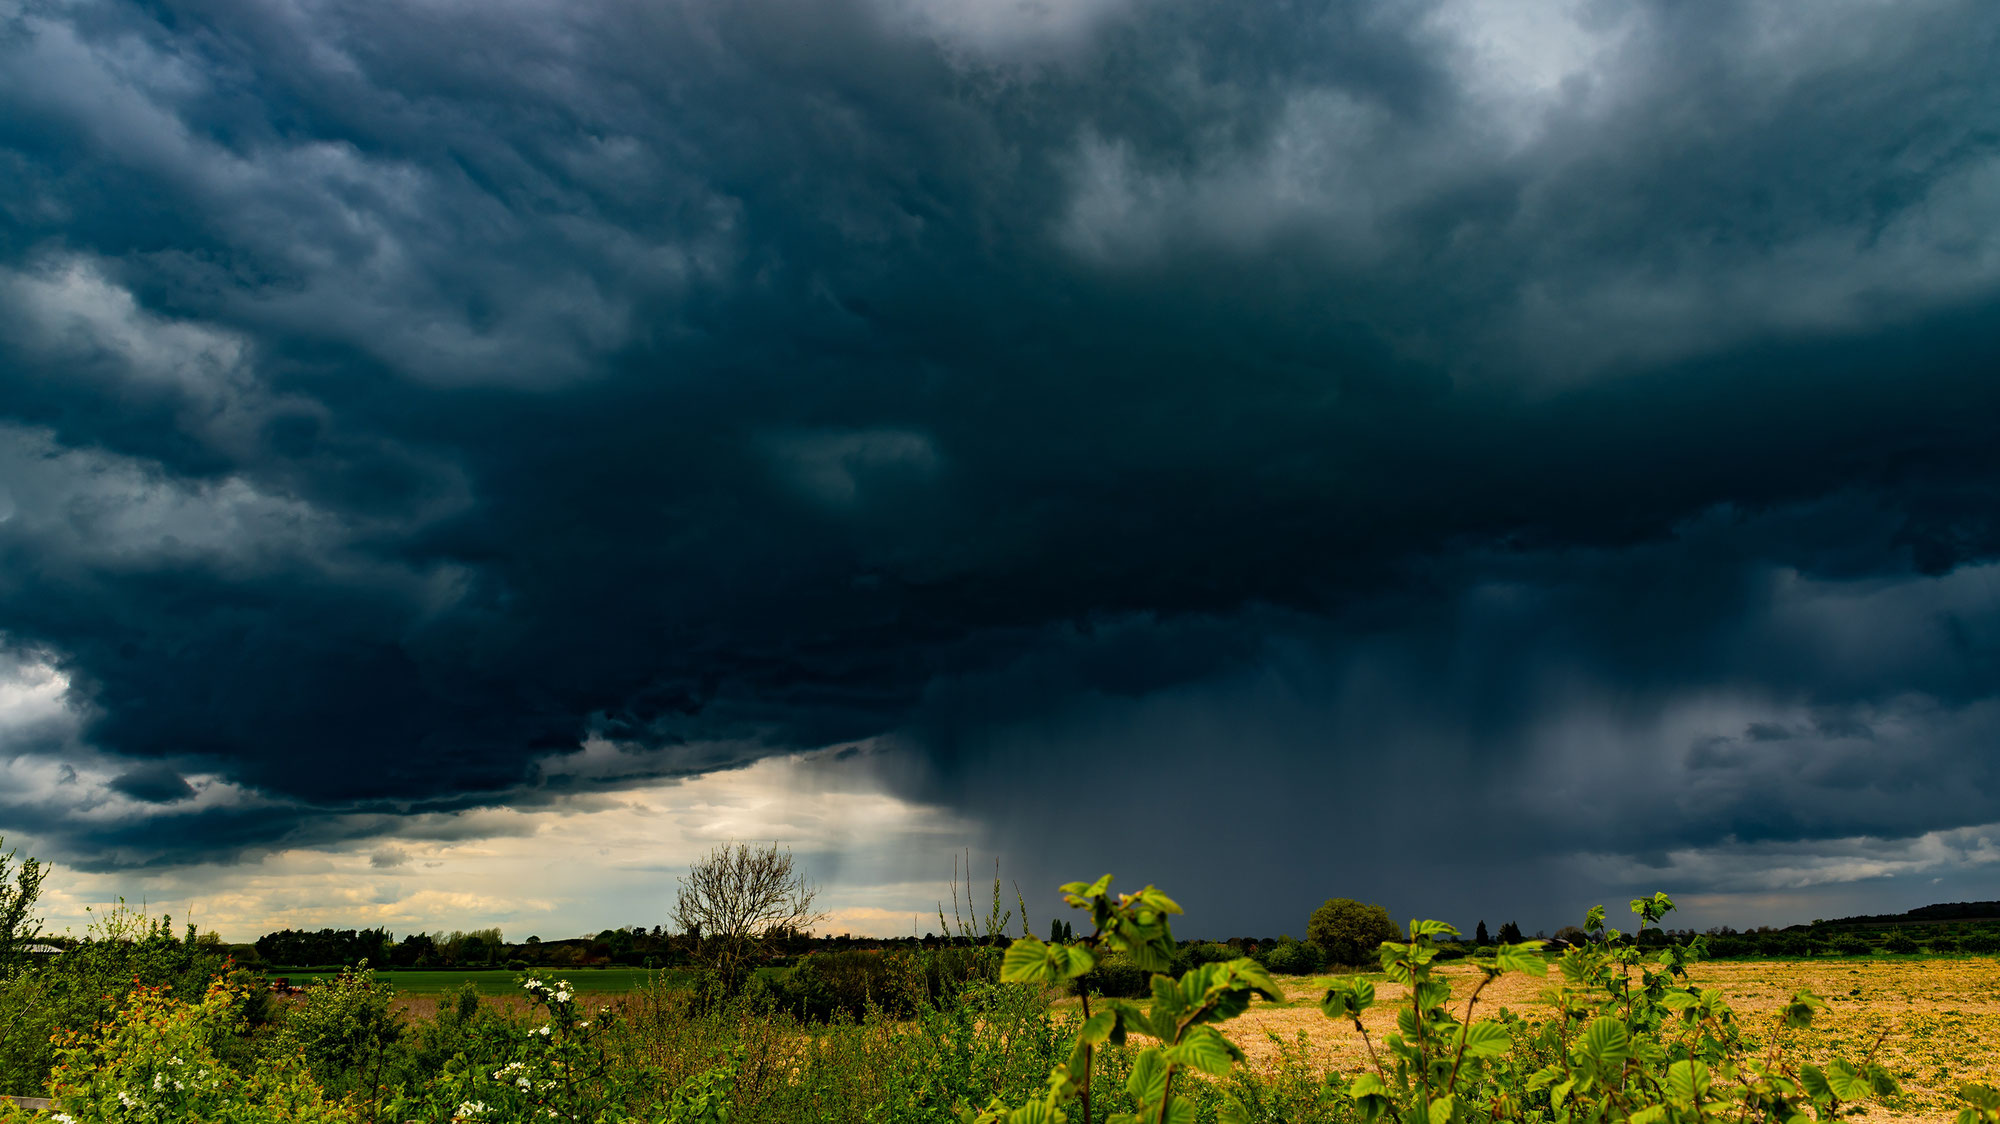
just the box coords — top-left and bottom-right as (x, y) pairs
(3, 0), (1999, 928)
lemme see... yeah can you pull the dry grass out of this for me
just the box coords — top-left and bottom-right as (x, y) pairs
(1203, 958), (2000, 1122)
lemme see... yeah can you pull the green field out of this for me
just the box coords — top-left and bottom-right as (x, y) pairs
(268, 967), (685, 995)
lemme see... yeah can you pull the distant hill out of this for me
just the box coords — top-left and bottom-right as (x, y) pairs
(1817, 901), (2000, 928)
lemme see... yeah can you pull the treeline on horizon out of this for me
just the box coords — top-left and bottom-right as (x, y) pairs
(98, 898), (2000, 971)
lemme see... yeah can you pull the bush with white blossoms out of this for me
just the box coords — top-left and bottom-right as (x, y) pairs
(392, 975), (638, 1124)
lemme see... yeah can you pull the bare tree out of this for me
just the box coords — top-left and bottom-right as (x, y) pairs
(672, 842), (823, 993)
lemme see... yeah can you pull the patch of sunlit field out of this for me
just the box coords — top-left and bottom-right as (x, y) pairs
(1200, 958), (1998, 1122)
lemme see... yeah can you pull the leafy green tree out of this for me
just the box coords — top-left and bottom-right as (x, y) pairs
(0, 835), (46, 970)
(1306, 897), (1399, 966)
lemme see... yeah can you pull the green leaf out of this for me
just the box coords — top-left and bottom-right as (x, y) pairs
(1826, 1059), (1870, 1102)
(1585, 905), (1606, 933)
(1961, 1083), (2000, 1111)
(1057, 943), (1097, 980)
(1217, 1097), (1251, 1124)
(1165, 1026), (1239, 1076)
(1460, 1020), (1512, 1059)
(1349, 1073), (1389, 1099)
(1865, 1063), (1901, 1097)
(1078, 1010), (1115, 1046)
(1800, 1064), (1832, 1101)
(1427, 1095), (1455, 1124)
(1412, 919), (1458, 938)
(1579, 1017), (1630, 1068)
(1660, 990), (1700, 1011)
(1125, 1049), (1169, 1107)
(1005, 1102), (1063, 1124)
(1629, 1106), (1667, 1124)
(1001, 938), (1054, 984)
(1395, 1006), (1422, 1042)
(1495, 942), (1548, 976)
(1782, 990), (1827, 1029)
(1322, 980), (1374, 1020)
(1666, 1060), (1711, 1103)
(1414, 980), (1452, 1011)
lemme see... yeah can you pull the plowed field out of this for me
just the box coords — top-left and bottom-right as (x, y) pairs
(1208, 959), (1998, 1122)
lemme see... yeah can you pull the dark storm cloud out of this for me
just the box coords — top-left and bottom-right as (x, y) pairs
(2, 0), (1999, 921)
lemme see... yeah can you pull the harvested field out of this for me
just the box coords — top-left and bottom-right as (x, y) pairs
(1208, 958), (1998, 1122)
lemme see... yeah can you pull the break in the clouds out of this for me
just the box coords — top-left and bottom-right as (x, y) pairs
(2, 0), (1998, 935)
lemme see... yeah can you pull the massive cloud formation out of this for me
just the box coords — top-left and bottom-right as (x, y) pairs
(2, 0), (1998, 929)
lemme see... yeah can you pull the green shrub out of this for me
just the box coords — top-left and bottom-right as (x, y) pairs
(1262, 937), (1326, 976)
(757, 949), (926, 1021)
(1307, 898), (1399, 967)
(1885, 933), (1920, 954)
(1181, 941), (1238, 967)
(0, 904), (246, 1095)
(1082, 951), (1152, 998)
(36, 978), (357, 1123)
(273, 961), (403, 1109)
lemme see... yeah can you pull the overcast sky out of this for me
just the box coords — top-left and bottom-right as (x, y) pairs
(2, 0), (1998, 942)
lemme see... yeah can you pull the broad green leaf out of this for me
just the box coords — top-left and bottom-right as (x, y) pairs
(1800, 1064), (1832, 1100)
(1579, 1017), (1630, 1068)
(1349, 1073), (1389, 1099)
(1005, 1102), (1061, 1124)
(1125, 1049), (1169, 1106)
(1865, 1063), (1901, 1097)
(1002, 938), (1054, 984)
(1826, 1059), (1870, 1102)
(1415, 980), (1452, 1010)
(1629, 1106), (1667, 1124)
(1585, 905), (1606, 932)
(1078, 1010), (1116, 1046)
(1427, 1095), (1455, 1124)
(1666, 1060), (1711, 1103)
(1660, 990), (1700, 1011)
(1961, 1083), (2000, 1111)
(1496, 943), (1549, 976)
(1058, 943), (1097, 980)
(1217, 1097), (1251, 1124)
(1396, 1006), (1422, 1042)
(1165, 1026), (1238, 1076)
(1460, 1020), (1512, 1058)
(1322, 981), (1373, 1020)
(1412, 919), (1458, 938)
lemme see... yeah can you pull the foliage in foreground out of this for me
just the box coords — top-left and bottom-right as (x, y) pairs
(7, 877), (2000, 1124)
(981, 881), (1911, 1124)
